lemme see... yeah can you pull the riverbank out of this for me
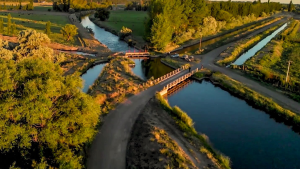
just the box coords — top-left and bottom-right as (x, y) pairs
(127, 95), (229, 169)
(216, 21), (286, 66)
(155, 93), (231, 169)
(210, 72), (300, 129)
(89, 15), (146, 51)
(69, 12), (112, 57)
(230, 20), (300, 102)
(171, 14), (282, 54)
(87, 57), (151, 113)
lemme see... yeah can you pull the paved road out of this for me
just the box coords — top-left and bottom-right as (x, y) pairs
(87, 14), (300, 169)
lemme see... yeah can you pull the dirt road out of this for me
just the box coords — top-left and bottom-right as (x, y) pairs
(87, 14), (300, 169)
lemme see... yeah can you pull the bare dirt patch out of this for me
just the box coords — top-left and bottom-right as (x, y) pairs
(127, 97), (218, 169)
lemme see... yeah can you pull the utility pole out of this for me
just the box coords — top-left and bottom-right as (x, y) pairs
(199, 34), (202, 51)
(286, 60), (292, 83)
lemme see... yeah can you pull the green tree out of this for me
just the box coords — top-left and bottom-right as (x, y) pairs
(44, 21), (51, 35)
(0, 30), (100, 168)
(7, 13), (11, 35)
(19, 0), (22, 9)
(150, 14), (173, 50)
(60, 24), (78, 41)
(29, 0), (34, 10)
(0, 57), (100, 168)
(216, 10), (232, 22)
(288, 0), (294, 12)
(95, 8), (110, 21)
(0, 18), (3, 33)
(11, 22), (17, 35)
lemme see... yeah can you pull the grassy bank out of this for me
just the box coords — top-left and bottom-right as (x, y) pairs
(161, 57), (190, 69)
(234, 20), (300, 101)
(151, 127), (196, 169)
(211, 72), (300, 128)
(101, 10), (147, 38)
(88, 57), (149, 113)
(217, 22), (284, 66)
(61, 54), (96, 75)
(156, 93), (231, 169)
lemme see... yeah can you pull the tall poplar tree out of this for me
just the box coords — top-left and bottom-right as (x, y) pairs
(288, 0), (294, 12)
(44, 21), (51, 35)
(0, 18), (3, 33)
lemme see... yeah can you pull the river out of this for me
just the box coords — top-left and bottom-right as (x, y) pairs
(80, 15), (173, 90)
(233, 23), (287, 65)
(167, 80), (300, 169)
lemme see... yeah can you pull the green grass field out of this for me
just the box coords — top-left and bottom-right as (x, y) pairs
(33, 6), (52, 11)
(101, 10), (148, 38)
(0, 12), (80, 46)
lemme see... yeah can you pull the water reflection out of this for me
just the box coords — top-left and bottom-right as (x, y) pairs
(130, 59), (147, 80)
(81, 64), (106, 93)
(142, 58), (174, 79)
(167, 80), (300, 169)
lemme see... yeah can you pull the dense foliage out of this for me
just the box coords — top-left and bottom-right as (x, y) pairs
(60, 24), (78, 41)
(53, 0), (112, 12)
(95, 8), (110, 21)
(119, 26), (132, 40)
(125, 1), (149, 11)
(0, 30), (100, 169)
(146, 0), (282, 50)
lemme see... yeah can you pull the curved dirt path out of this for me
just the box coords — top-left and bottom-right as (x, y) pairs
(87, 14), (300, 169)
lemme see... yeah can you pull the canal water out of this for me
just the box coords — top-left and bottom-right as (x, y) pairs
(81, 63), (106, 93)
(233, 23), (287, 65)
(176, 19), (272, 54)
(167, 80), (300, 169)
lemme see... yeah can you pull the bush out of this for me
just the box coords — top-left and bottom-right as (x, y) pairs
(68, 8), (75, 14)
(119, 26), (132, 40)
(95, 8), (110, 21)
(48, 8), (51, 11)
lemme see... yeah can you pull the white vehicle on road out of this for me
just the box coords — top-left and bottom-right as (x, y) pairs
(171, 53), (179, 58)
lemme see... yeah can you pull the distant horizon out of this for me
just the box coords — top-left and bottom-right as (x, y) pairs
(212, 0), (299, 4)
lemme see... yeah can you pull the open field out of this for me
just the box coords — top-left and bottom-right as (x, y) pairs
(100, 10), (148, 38)
(0, 12), (81, 46)
(33, 5), (52, 11)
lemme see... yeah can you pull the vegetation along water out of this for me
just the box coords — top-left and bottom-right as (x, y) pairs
(167, 80), (300, 169)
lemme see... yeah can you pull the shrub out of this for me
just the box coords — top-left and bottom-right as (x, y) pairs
(95, 8), (110, 21)
(68, 8), (75, 14)
(119, 26), (132, 40)
(60, 24), (78, 41)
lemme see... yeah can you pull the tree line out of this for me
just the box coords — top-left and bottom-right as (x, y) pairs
(146, 0), (282, 50)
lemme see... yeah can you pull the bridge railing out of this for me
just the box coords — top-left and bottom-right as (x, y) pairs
(159, 68), (199, 95)
(140, 65), (188, 88)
